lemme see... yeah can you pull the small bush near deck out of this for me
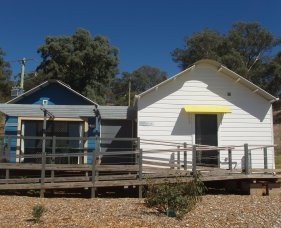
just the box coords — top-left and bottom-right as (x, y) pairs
(144, 178), (206, 219)
(32, 205), (46, 223)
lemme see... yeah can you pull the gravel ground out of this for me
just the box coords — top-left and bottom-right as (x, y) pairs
(0, 194), (280, 227)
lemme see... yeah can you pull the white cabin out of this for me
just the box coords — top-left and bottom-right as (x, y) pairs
(135, 59), (278, 169)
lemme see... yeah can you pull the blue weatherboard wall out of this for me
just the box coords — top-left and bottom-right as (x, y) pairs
(16, 83), (93, 105)
(4, 116), (18, 163)
(87, 117), (100, 164)
(5, 81), (97, 163)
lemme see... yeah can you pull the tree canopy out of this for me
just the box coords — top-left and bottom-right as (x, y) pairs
(36, 29), (119, 103)
(112, 66), (167, 105)
(20, 29), (167, 105)
(172, 22), (281, 98)
(0, 48), (12, 102)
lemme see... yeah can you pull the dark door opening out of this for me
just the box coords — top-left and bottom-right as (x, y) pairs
(195, 114), (219, 167)
(22, 120), (84, 164)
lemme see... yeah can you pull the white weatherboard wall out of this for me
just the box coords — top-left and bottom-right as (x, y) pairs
(137, 63), (274, 169)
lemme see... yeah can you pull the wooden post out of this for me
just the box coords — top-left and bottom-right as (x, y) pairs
(192, 145), (197, 177)
(263, 147), (268, 170)
(183, 142), (187, 170)
(51, 136), (56, 182)
(177, 145), (180, 170)
(249, 150), (252, 171)
(136, 137), (140, 164)
(138, 149), (143, 198)
(40, 110), (47, 198)
(244, 143), (250, 175)
(18, 135), (21, 163)
(5, 169), (9, 184)
(170, 153), (175, 169)
(7, 135), (11, 162)
(228, 148), (232, 172)
(91, 136), (99, 198)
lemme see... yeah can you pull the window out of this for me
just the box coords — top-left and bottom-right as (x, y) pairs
(42, 99), (48, 105)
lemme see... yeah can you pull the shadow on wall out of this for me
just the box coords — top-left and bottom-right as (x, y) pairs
(171, 108), (194, 136)
(100, 120), (136, 165)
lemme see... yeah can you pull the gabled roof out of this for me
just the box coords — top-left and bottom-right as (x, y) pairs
(7, 80), (98, 106)
(136, 59), (279, 103)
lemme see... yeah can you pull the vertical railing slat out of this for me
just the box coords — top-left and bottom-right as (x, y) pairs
(228, 148), (232, 173)
(91, 136), (99, 198)
(138, 148), (143, 198)
(263, 147), (268, 170)
(177, 145), (180, 170)
(183, 142), (187, 170)
(51, 136), (56, 182)
(40, 110), (47, 198)
(192, 145), (197, 177)
(244, 143), (250, 175)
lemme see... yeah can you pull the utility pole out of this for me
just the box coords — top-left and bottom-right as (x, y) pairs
(19, 58), (33, 89)
(9, 58), (33, 98)
(20, 58), (26, 89)
(10, 58), (33, 89)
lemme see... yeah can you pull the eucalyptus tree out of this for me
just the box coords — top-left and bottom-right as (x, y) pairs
(0, 48), (12, 102)
(112, 65), (167, 105)
(172, 22), (281, 96)
(36, 28), (119, 103)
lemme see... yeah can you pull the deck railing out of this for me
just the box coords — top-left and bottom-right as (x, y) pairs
(0, 135), (141, 197)
(0, 135), (278, 198)
(140, 139), (277, 175)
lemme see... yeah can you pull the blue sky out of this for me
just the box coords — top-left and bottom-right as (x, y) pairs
(1, 0), (281, 79)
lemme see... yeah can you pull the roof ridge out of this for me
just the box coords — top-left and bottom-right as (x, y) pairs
(7, 80), (98, 106)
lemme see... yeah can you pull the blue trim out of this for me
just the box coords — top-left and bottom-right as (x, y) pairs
(4, 116), (18, 163)
(87, 117), (100, 164)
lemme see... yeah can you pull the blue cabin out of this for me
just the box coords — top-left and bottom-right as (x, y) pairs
(0, 80), (136, 164)
(0, 80), (98, 164)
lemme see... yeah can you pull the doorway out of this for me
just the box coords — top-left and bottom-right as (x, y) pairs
(21, 120), (84, 164)
(195, 114), (219, 167)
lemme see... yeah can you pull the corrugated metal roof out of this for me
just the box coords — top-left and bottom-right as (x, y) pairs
(98, 106), (136, 120)
(0, 104), (96, 118)
(0, 104), (137, 120)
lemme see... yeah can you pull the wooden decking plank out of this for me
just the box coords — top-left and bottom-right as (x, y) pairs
(0, 162), (280, 192)
(142, 160), (181, 168)
(0, 176), (91, 184)
(0, 163), (139, 172)
(0, 182), (93, 190)
(0, 163), (91, 171)
(96, 165), (139, 172)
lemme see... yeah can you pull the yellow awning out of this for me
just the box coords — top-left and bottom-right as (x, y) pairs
(184, 105), (231, 113)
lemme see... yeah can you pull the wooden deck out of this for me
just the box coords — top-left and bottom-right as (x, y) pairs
(0, 163), (280, 196)
(0, 135), (280, 197)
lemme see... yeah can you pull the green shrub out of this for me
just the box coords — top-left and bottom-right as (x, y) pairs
(32, 205), (46, 223)
(144, 177), (206, 219)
